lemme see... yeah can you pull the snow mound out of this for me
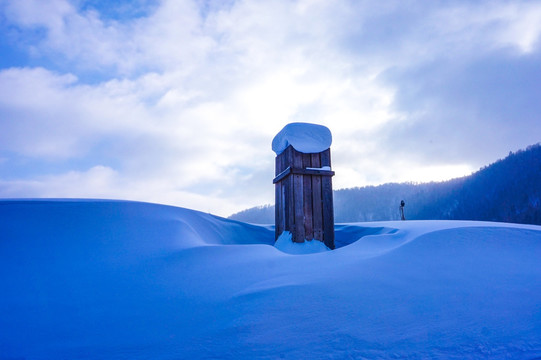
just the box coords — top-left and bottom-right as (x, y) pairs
(272, 122), (332, 155)
(274, 231), (331, 254)
(1, 199), (541, 359)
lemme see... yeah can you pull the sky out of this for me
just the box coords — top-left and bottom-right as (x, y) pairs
(0, 0), (540, 217)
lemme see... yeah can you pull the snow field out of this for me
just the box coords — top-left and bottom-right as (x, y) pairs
(0, 199), (540, 359)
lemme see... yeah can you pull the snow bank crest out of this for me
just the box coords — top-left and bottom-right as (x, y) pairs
(272, 122), (332, 155)
(274, 231), (331, 255)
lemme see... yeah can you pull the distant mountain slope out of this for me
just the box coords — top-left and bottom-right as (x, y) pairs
(229, 204), (275, 224)
(229, 143), (541, 225)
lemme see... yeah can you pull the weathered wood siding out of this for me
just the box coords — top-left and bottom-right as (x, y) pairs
(274, 145), (335, 249)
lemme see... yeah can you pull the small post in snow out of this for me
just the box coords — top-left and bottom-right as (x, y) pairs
(272, 123), (335, 249)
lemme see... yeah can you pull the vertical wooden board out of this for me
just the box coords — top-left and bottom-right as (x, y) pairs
(311, 153), (323, 241)
(320, 148), (332, 167)
(284, 145), (295, 234)
(281, 146), (290, 172)
(310, 153), (321, 167)
(284, 145), (293, 168)
(282, 182), (286, 233)
(285, 175), (293, 233)
(322, 176), (335, 249)
(274, 156), (279, 239)
(291, 149), (304, 242)
(302, 152), (312, 168)
(275, 150), (287, 239)
(282, 150), (289, 234)
(278, 182), (287, 238)
(293, 174), (305, 242)
(281, 145), (294, 235)
(320, 148), (334, 248)
(302, 153), (313, 240)
(275, 182), (281, 239)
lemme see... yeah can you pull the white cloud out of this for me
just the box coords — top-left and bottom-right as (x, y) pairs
(0, 165), (255, 216)
(0, 67), (154, 158)
(426, 2), (541, 55)
(495, 4), (541, 53)
(1, 0), (540, 216)
(1, 0), (213, 74)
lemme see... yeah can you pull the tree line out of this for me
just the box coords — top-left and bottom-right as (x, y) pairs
(229, 143), (541, 225)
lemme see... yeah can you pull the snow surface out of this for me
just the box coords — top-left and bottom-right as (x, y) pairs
(274, 231), (330, 254)
(306, 165), (332, 171)
(1, 199), (541, 359)
(272, 122), (332, 155)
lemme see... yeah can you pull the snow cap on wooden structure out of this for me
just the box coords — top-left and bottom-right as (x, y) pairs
(273, 123), (335, 250)
(272, 122), (332, 155)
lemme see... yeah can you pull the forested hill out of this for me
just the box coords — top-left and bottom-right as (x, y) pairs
(229, 143), (541, 225)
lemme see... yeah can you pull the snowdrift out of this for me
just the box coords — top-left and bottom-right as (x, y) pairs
(1, 199), (540, 359)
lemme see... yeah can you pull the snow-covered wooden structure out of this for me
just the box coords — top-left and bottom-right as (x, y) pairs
(272, 123), (335, 249)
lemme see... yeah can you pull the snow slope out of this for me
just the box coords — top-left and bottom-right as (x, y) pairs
(1, 199), (540, 359)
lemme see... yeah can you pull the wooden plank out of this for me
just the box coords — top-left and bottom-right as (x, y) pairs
(320, 148), (332, 167)
(293, 173), (304, 242)
(319, 148), (334, 248)
(290, 168), (334, 177)
(322, 175), (335, 249)
(284, 145), (293, 164)
(275, 152), (282, 239)
(302, 153), (313, 240)
(311, 153), (321, 166)
(285, 147), (295, 236)
(275, 150), (286, 239)
(274, 183), (282, 240)
(275, 182), (282, 237)
(274, 155), (278, 239)
(274, 167), (333, 183)
(283, 176), (290, 233)
(311, 153), (323, 242)
(280, 181), (286, 233)
(272, 166), (292, 183)
(281, 147), (289, 236)
(292, 149), (305, 242)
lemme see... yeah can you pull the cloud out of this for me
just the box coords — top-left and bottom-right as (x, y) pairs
(0, 165), (247, 215)
(0, 67), (154, 159)
(379, 45), (541, 165)
(0, 64), (280, 214)
(0, 0), (540, 216)
(1, 0), (212, 75)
